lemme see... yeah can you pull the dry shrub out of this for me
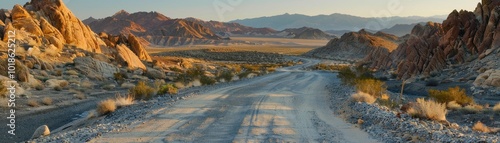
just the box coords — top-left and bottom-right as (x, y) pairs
(27, 99), (40, 107)
(355, 79), (387, 98)
(53, 86), (62, 91)
(351, 92), (376, 104)
(380, 94), (390, 100)
(59, 81), (69, 88)
(130, 81), (155, 100)
(115, 94), (134, 107)
(158, 84), (178, 95)
(446, 101), (462, 110)
(461, 104), (484, 113)
(472, 121), (500, 133)
(407, 98), (447, 121)
(429, 87), (474, 106)
(42, 97), (53, 105)
(97, 99), (116, 115)
(493, 103), (500, 112)
(54, 69), (63, 76)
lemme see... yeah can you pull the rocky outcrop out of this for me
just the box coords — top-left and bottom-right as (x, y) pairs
(366, 23), (445, 79)
(114, 44), (146, 70)
(305, 30), (399, 61)
(74, 57), (119, 80)
(31, 0), (103, 52)
(366, 1), (500, 79)
(2, 0), (104, 52)
(128, 34), (152, 62)
(31, 125), (50, 139)
(474, 69), (500, 87)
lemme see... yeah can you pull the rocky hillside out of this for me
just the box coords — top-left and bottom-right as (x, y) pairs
(84, 10), (222, 46)
(0, 0), (152, 82)
(184, 18), (277, 37)
(278, 27), (336, 40)
(366, 0), (500, 83)
(378, 23), (423, 37)
(304, 30), (399, 61)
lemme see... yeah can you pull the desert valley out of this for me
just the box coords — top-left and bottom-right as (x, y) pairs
(0, 0), (499, 142)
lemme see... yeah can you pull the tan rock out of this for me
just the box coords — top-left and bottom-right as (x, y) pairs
(115, 44), (146, 70)
(10, 5), (43, 36)
(474, 69), (500, 87)
(128, 34), (152, 62)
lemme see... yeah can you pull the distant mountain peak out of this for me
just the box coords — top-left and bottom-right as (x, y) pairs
(113, 9), (130, 17)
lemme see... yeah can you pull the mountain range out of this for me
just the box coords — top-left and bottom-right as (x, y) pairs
(231, 13), (445, 31)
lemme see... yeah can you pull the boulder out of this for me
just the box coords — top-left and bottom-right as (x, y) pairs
(474, 69), (500, 87)
(128, 34), (152, 62)
(74, 57), (119, 80)
(31, 125), (50, 139)
(115, 44), (146, 70)
(144, 67), (166, 79)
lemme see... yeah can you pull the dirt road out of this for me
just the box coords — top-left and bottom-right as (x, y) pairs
(91, 59), (377, 143)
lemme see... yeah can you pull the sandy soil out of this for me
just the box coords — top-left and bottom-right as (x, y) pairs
(90, 59), (377, 143)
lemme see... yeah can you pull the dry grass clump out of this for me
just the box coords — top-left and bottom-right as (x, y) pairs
(472, 121), (500, 133)
(27, 99), (40, 107)
(114, 94), (135, 107)
(97, 99), (116, 115)
(351, 92), (376, 104)
(59, 81), (69, 88)
(65, 70), (79, 75)
(407, 98), (447, 121)
(493, 102), (500, 113)
(42, 97), (53, 105)
(0, 80), (7, 98)
(429, 87), (474, 106)
(75, 92), (86, 100)
(446, 101), (462, 110)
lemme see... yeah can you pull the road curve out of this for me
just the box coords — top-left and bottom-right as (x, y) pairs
(91, 58), (377, 143)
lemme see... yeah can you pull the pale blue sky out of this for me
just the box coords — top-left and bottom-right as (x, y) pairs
(1, 0), (479, 21)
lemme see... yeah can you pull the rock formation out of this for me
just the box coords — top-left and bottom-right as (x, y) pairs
(305, 30), (399, 61)
(185, 17), (277, 36)
(366, 1), (500, 79)
(114, 44), (147, 70)
(128, 34), (152, 62)
(74, 57), (120, 80)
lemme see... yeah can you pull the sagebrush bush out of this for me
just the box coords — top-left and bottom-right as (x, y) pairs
(428, 87), (474, 106)
(200, 75), (216, 85)
(461, 104), (484, 114)
(337, 67), (356, 86)
(114, 72), (127, 81)
(130, 81), (155, 100)
(97, 99), (116, 115)
(157, 84), (178, 95)
(351, 92), (376, 104)
(186, 66), (204, 78)
(472, 121), (499, 133)
(355, 79), (387, 98)
(407, 98), (447, 121)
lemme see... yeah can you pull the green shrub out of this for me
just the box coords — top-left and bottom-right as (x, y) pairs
(355, 79), (387, 98)
(186, 66), (204, 78)
(242, 64), (261, 72)
(238, 71), (253, 79)
(114, 72), (127, 81)
(200, 75), (216, 85)
(217, 70), (234, 82)
(158, 84), (178, 95)
(426, 79), (440, 86)
(130, 81), (155, 100)
(429, 87), (474, 106)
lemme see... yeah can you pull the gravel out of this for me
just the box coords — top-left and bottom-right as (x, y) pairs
(328, 84), (500, 143)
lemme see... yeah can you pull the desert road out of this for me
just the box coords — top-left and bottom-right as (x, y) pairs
(90, 59), (377, 143)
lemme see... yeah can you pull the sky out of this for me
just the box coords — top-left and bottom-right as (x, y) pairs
(1, 0), (479, 22)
